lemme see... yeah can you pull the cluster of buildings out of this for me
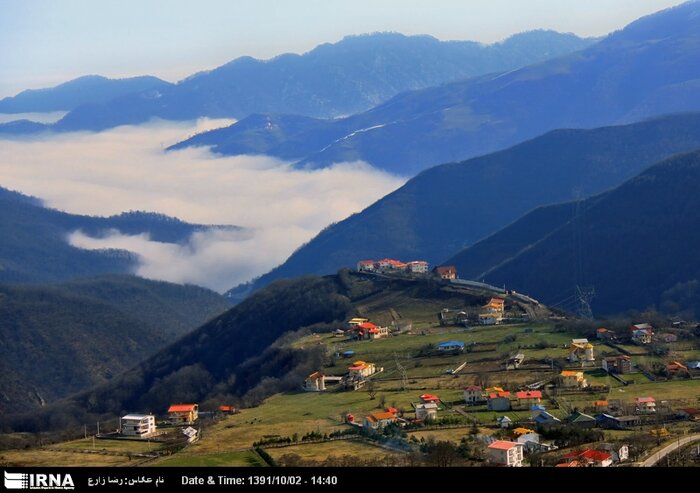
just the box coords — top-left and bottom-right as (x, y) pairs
(359, 393), (441, 430)
(463, 386), (543, 411)
(347, 319), (390, 340)
(118, 402), (239, 439)
(356, 258), (429, 274)
(304, 359), (383, 392)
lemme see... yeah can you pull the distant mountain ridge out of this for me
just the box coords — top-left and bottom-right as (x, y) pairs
(0, 30), (594, 133)
(0, 75), (170, 113)
(226, 112), (700, 300)
(445, 149), (700, 317)
(173, 1), (700, 176)
(0, 186), (240, 283)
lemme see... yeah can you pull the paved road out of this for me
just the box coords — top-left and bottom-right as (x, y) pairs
(640, 434), (700, 467)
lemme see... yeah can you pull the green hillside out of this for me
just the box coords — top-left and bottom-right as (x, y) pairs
(0, 275), (231, 414)
(448, 149), (700, 316)
(1, 271), (546, 432)
(233, 113), (700, 301)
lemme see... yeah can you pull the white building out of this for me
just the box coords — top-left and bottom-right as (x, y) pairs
(121, 414), (157, 437)
(406, 261), (429, 274)
(487, 440), (524, 467)
(415, 403), (438, 421)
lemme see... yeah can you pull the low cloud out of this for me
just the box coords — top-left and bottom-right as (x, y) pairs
(0, 119), (405, 291)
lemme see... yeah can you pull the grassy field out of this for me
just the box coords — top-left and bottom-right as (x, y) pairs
(0, 449), (135, 467)
(154, 450), (266, 467)
(265, 439), (395, 462)
(58, 437), (164, 453)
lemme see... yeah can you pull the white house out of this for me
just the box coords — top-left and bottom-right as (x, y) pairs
(635, 396), (656, 414)
(463, 385), (485, 405)
(415, 402), (438, 421)
(406, 261), (429, 274)
(487, 440), (524, 467)
(304, 371), (326, 391)
(121, 414), (157, 437)
(356, 260), (376, 272)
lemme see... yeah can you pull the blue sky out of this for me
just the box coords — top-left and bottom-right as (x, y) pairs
(0, 0), (685, 98)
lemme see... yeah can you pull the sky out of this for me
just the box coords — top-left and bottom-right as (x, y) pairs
(0, 0), (685, 98)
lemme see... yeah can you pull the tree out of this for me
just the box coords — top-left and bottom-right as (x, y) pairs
(425, 440), (460, 467)
(366, 380), (377, 400)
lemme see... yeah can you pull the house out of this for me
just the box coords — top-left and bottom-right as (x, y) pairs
(593, 400), (609, 412)
(304, 371), (327, 391)
(631, 323), (653, 344)
(218, 405), (238, 415)
(437, 341), (465, 352)
(596, 327), (613, 340)
(534, 411), (561, 426)
(356, 260), (376, 272)
(419, 393), (440, 404)
(566, 411), (597, 429)
(568, 341), (595, 363)
(530, 405), (547, 419)
(363, 411), (397, 430)
(479, 313), (503, 325)
(120, 414), (156, 437)
(406, 260), (429, 274)
(602, 355), (632, 374)
(348, 361), (376, 378)
(464, 385), (485, 405)
(597, 413), (642, 430)
(347, 318), (369, 327)
(484, 298), (505, 314)
(505, 352), (525, 370)
(168, 404), (199, 425)
(487, 392), (512, 411)
(563, 449), (612, 467)
(515, 390), (542, 407)
(512, 427), (539, 446)
(559, 371), (588, 389)
(487, 440), (524, 467)
(666, 361), (688, 375)
(497, 415), (513, 428)
(182, 426), (198, 443)
(377, 258), (406, 272)
(616, 415), (643, 429)
(415, 402), (438, 421)
(635, 396), (656, 414)
(350, 322), (382, 341)
(432, 265), (457, 280)
(598, 443), (629, 463)
(341, 350), (355, 358)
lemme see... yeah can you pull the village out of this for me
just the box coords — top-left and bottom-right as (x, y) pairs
(3, 264), (700, 467)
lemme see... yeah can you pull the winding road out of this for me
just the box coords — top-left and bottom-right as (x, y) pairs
(640, 434), (700, 467)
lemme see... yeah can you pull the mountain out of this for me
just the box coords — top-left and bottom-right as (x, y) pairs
(0, 270), (546, 432)
(445, 150), (700, 317)
(0, 275), (231, 414)
(0, 187), (240, 283)
(0, 31), (593, 134)
(228, 112), (700, 300)
(0, 75), (170, 114)
(174, 1), (700, 176)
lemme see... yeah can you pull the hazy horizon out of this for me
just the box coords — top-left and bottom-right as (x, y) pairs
(0, 0), (685, 98)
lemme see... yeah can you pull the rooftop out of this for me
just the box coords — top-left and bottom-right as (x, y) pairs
(488, 440), (521, 451)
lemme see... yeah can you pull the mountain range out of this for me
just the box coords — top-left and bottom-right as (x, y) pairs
(173, 1), (700, 176)
(0, 30), (593, 134)
(0, 187), (239, 284)
(0, 75), (169, 114)
(229, 112), (700, 301)
(446, 149), (700, 317)
(0, 274), (230, 414)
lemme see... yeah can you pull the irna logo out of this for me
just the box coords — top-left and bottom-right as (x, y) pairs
(4, 471), (75, 490)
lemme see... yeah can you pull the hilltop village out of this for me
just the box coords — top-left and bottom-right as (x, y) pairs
(4, 262), (699, 468)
